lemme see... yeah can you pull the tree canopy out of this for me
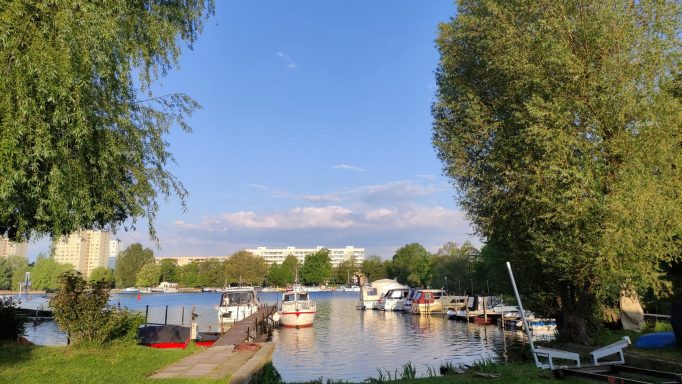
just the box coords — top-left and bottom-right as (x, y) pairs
(360, 255), (389, 282)
(136, 262), (160, 288)
(0, 1), (214, 242)
(31, 258), (74, 291)
(224, 250), (268, 286)
(114, 243), (154, 288)
(433, 0), (681, 343)
(267, 255), (299, 287)
(390, 243), (432, 287)
(300, 249), (332, 285)
(89, 267), (114, 288)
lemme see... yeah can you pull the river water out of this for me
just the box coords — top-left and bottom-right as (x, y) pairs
(23, 291), (540, 382)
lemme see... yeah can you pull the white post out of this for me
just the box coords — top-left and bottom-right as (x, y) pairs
(506, 262), (536, 347)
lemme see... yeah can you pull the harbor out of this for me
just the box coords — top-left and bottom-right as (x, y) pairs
(19, 290), (531, 382)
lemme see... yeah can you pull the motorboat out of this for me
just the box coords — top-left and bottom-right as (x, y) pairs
(376, 288), (410, 311)
(357, 279), (407, 310)
(121, 287), (140, 293)
(279, 283), (316, 328)
(216, 286), (261, 326)
(450, 294), (522, 325)
(401, 289), (417, 313)
(410, 289), (449, 314)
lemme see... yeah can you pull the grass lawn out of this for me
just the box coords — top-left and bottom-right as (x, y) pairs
(0, 343), (222, 384)
(0, 342), (597, 384)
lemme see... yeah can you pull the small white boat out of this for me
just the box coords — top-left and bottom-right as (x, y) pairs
(357, 279), (407, 310)
(376, 288), (411, 311)
(217, 287), (261, 325)
(121, 287), (140, 293)
(279, 284), (316, 328)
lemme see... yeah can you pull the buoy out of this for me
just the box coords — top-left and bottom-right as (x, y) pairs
(137, 293), (141, 301)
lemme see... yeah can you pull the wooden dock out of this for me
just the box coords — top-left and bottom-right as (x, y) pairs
(213, 305), (278, 346)
(150, 305), (279, 381)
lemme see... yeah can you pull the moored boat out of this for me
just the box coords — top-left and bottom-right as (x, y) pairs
(216, 286), (261, 326)
(279, 284), (316, 328)
(357, 279), (407, 310)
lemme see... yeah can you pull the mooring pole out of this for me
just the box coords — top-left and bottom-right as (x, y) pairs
(145, 305), (149, 327)
(181, 306), (185, 325)
(505, 262), (534, 345)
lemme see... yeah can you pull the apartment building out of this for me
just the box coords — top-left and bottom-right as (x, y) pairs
(0, 236), (28, 258)
(53, 230), (110, 278)
(246, 246), (365, 268)
(154, 255), (230, 266)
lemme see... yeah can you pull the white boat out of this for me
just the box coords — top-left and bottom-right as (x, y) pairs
(279, 284), (316, 328)
(376, 288), (410, 311)
(357, 279), (407, 310)
(121, 287), (140, 293)
(217, 287), (261, 325)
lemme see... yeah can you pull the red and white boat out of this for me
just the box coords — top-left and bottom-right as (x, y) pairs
(279, 284), (316, 328)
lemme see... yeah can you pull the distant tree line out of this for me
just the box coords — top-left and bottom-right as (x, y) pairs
(1, 240), (525, 294)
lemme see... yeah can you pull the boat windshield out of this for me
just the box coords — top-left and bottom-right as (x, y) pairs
(223, 292), (254, 305)
(284, 292), (309, 301)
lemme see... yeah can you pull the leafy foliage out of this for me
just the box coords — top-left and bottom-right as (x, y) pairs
(360, 255), (389, 282)
(0, 255), (28, 290)
(301, 249), (332, 285)
(158, 258), (179, 283)
(114, 243), (154, 288)
(224, 250), (269, 286)
(51, 272), (143, 346)
(0, 298), (25, 340)
(88, 267), (114, 288)
(135, 263), (160, 288)
(433, 0), (682, 343)
(390, 243), (432, 287)
(0, 0), (214, 242)
(430, 242), (480, 294)
(331, 258), (357, 284)
(31, 258), (74, 291)
(267, 255), (299, 287)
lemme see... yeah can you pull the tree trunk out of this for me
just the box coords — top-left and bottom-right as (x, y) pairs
(560, 282), (598, 345)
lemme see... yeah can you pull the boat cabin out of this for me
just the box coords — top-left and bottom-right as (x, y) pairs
(283, 291), (310, 302)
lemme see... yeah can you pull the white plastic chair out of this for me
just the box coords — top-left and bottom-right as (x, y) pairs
(590, 336), (631, 366)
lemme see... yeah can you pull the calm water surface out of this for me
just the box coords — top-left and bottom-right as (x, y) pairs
(25, 291), (539, 382)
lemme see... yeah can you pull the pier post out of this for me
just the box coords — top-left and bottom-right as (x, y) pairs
(145, 305), (149, 327)
(164, 306), (168, 325)
(181, 306), (185, 325)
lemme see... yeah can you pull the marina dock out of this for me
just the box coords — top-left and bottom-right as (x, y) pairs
(150, 305), (278, 382)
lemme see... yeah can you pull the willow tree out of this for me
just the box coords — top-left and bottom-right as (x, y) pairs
(0, 1), (214, 242)
(433, 0), (681, 343)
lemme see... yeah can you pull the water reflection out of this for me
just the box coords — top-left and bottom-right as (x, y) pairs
(271, 293), (530, 382)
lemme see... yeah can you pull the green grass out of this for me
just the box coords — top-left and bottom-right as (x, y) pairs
(0, 343), (222, 384)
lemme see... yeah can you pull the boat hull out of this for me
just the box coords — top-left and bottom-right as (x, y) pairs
(279, 310), (315, 328)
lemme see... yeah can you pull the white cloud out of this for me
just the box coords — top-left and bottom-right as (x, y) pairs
(276, 51), (297, 69)
(217, 206), (354, 229)
(333, 164), (367, 172)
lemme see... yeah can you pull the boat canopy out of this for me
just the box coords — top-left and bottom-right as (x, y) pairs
(222, 291), (255, 305)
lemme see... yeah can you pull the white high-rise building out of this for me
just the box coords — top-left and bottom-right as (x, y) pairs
(108, 239), (119, 269)
(0, 235), (28, 258)
(53, 230), (111, 278)
(246, 246), (365, 268)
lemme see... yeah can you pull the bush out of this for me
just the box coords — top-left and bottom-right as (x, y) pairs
(0, 298), (25, 340)
(51, 271), (143, 346)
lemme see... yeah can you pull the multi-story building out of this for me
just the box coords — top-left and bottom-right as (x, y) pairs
(0, 235), (28, 258)
(154, 255), (230, 266)
(246, 246), (365, 268)
(108, 239), (119, 269)
(53, 230), (110, 278)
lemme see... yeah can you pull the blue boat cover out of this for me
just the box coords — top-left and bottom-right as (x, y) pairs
(634, 332), (677, 349)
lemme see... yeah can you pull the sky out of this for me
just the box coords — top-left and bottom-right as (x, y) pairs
(29, 0), (480, 260)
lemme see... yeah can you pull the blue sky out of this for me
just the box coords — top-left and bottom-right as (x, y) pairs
(30, 0), (479, 260)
